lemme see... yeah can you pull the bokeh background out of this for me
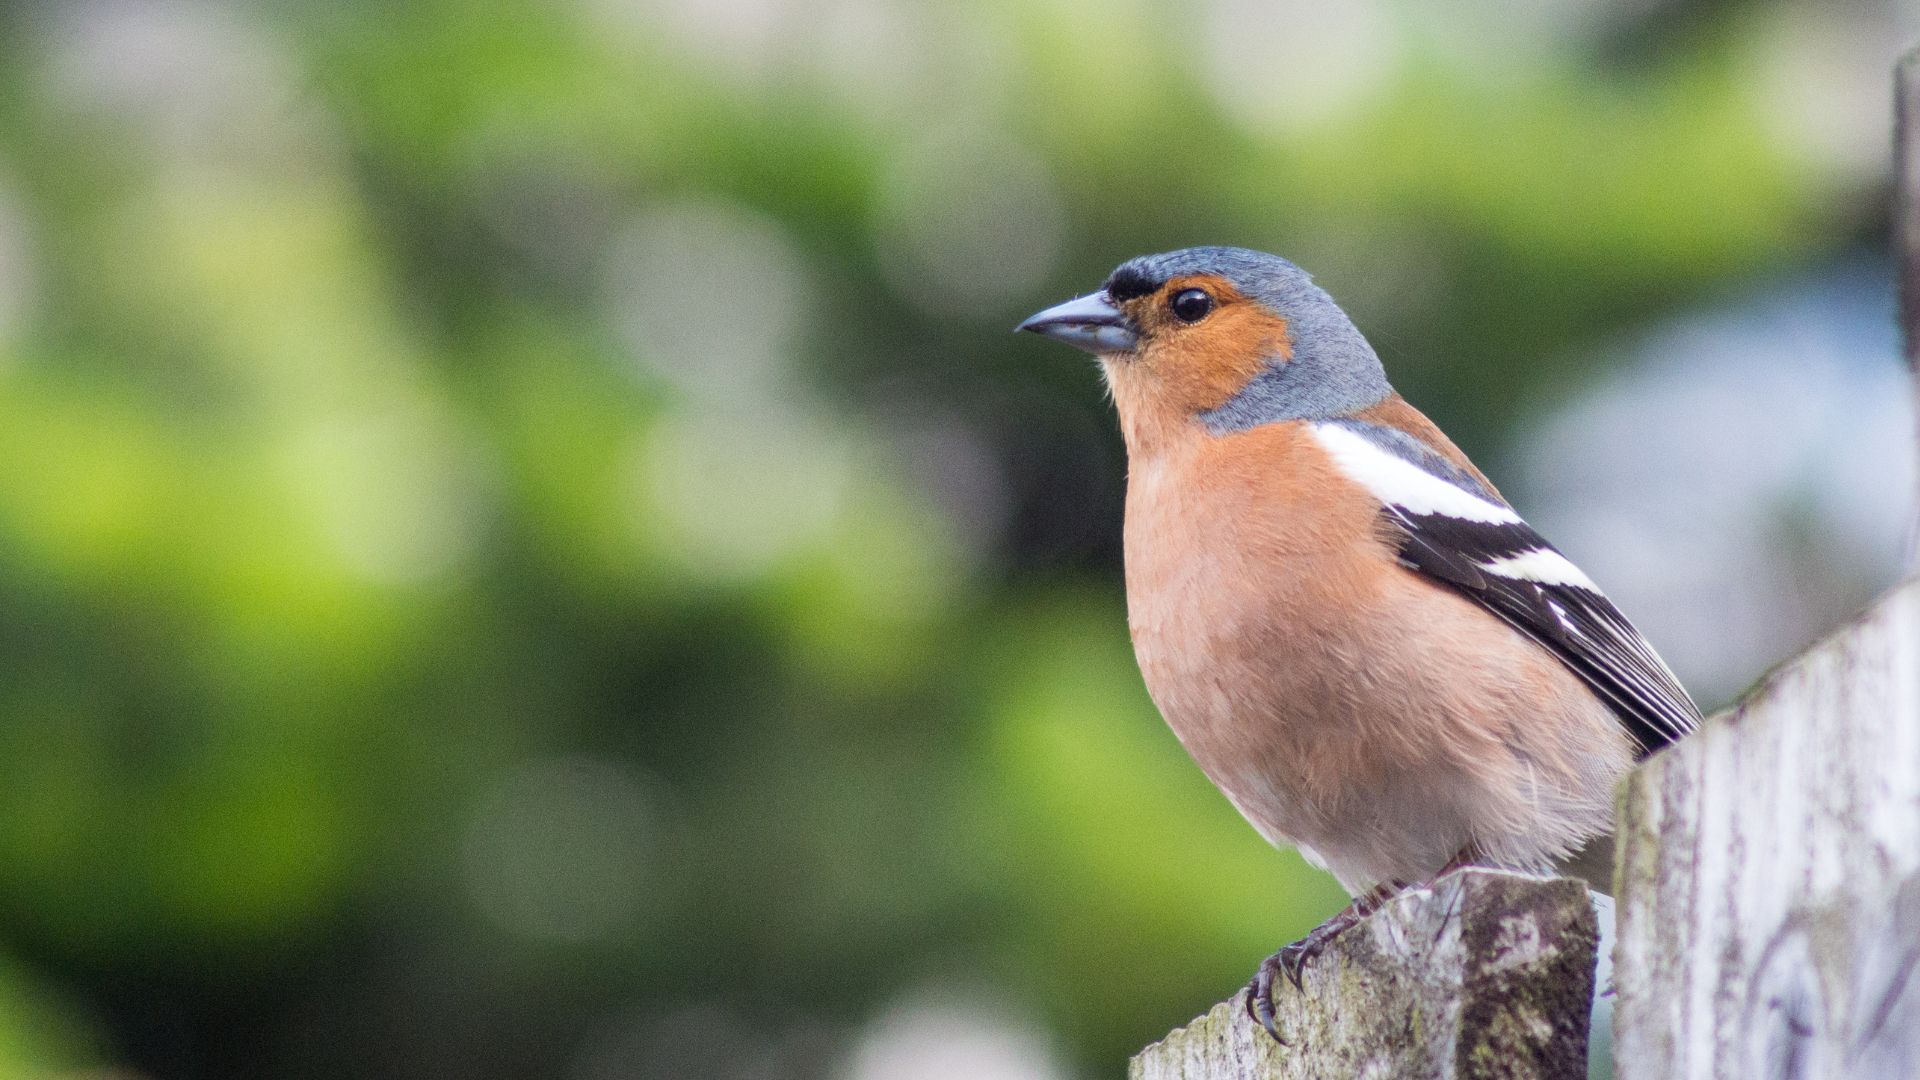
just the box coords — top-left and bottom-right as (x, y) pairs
(0, 0), (1915, 1076)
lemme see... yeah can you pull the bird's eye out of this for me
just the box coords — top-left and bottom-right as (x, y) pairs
(1170, 288), (1214, 324)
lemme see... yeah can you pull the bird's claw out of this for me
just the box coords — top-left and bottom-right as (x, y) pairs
(1243, 912), (1362, 1045)
(1243, 955), (1289, 1045)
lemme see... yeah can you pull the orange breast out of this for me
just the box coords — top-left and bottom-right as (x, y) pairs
(1120, 419), (1633, 893)
(1123, 420), (1397, 787)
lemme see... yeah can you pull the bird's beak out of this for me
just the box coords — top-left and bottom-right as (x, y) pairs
(1016, 293), (1138, 355)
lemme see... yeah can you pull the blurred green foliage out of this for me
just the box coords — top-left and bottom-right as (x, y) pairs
(0, 0), (1890, 1076)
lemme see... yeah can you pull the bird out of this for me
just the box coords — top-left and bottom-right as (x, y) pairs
(1016, 246), (1700, 1040)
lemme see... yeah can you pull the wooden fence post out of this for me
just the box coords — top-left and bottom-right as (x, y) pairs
(1130, 44), (1920, 1080)
(1610, 582), (1920, 1078)
(1129, 871), (1597, 1079)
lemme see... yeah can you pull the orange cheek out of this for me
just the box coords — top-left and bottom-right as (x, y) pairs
(1103, 276), (1294, 452)
(1139, 304), (1293, 414)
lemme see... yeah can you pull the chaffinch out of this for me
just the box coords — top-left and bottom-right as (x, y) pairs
(1018, 247), (1700, 1038)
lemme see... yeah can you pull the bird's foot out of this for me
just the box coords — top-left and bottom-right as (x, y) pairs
(1432, 846), (1484, 881)
(1418, 850), (1484, 943)
(1242, 907), (1366, 1044)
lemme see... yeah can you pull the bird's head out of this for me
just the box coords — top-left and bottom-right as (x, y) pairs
(1018, 247), (1390, 450)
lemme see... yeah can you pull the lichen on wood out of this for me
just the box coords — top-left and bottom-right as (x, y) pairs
(1128, 870), (1596, 1080)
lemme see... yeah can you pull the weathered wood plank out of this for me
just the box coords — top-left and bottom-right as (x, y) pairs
(1613, 576), (1920, 1080)
(1129, 870), (1596, 1080)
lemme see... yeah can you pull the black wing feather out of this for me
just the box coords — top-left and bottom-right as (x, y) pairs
(1386, 506), (1701, 757)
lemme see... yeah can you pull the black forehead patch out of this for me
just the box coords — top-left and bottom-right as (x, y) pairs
(1103, 246), (1309, 305)
(1105, 247), (1313, 303)
(1103, 263), (1161, 302)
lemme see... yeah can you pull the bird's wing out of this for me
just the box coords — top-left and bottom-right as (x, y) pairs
(1313, 419), (1701, 757)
